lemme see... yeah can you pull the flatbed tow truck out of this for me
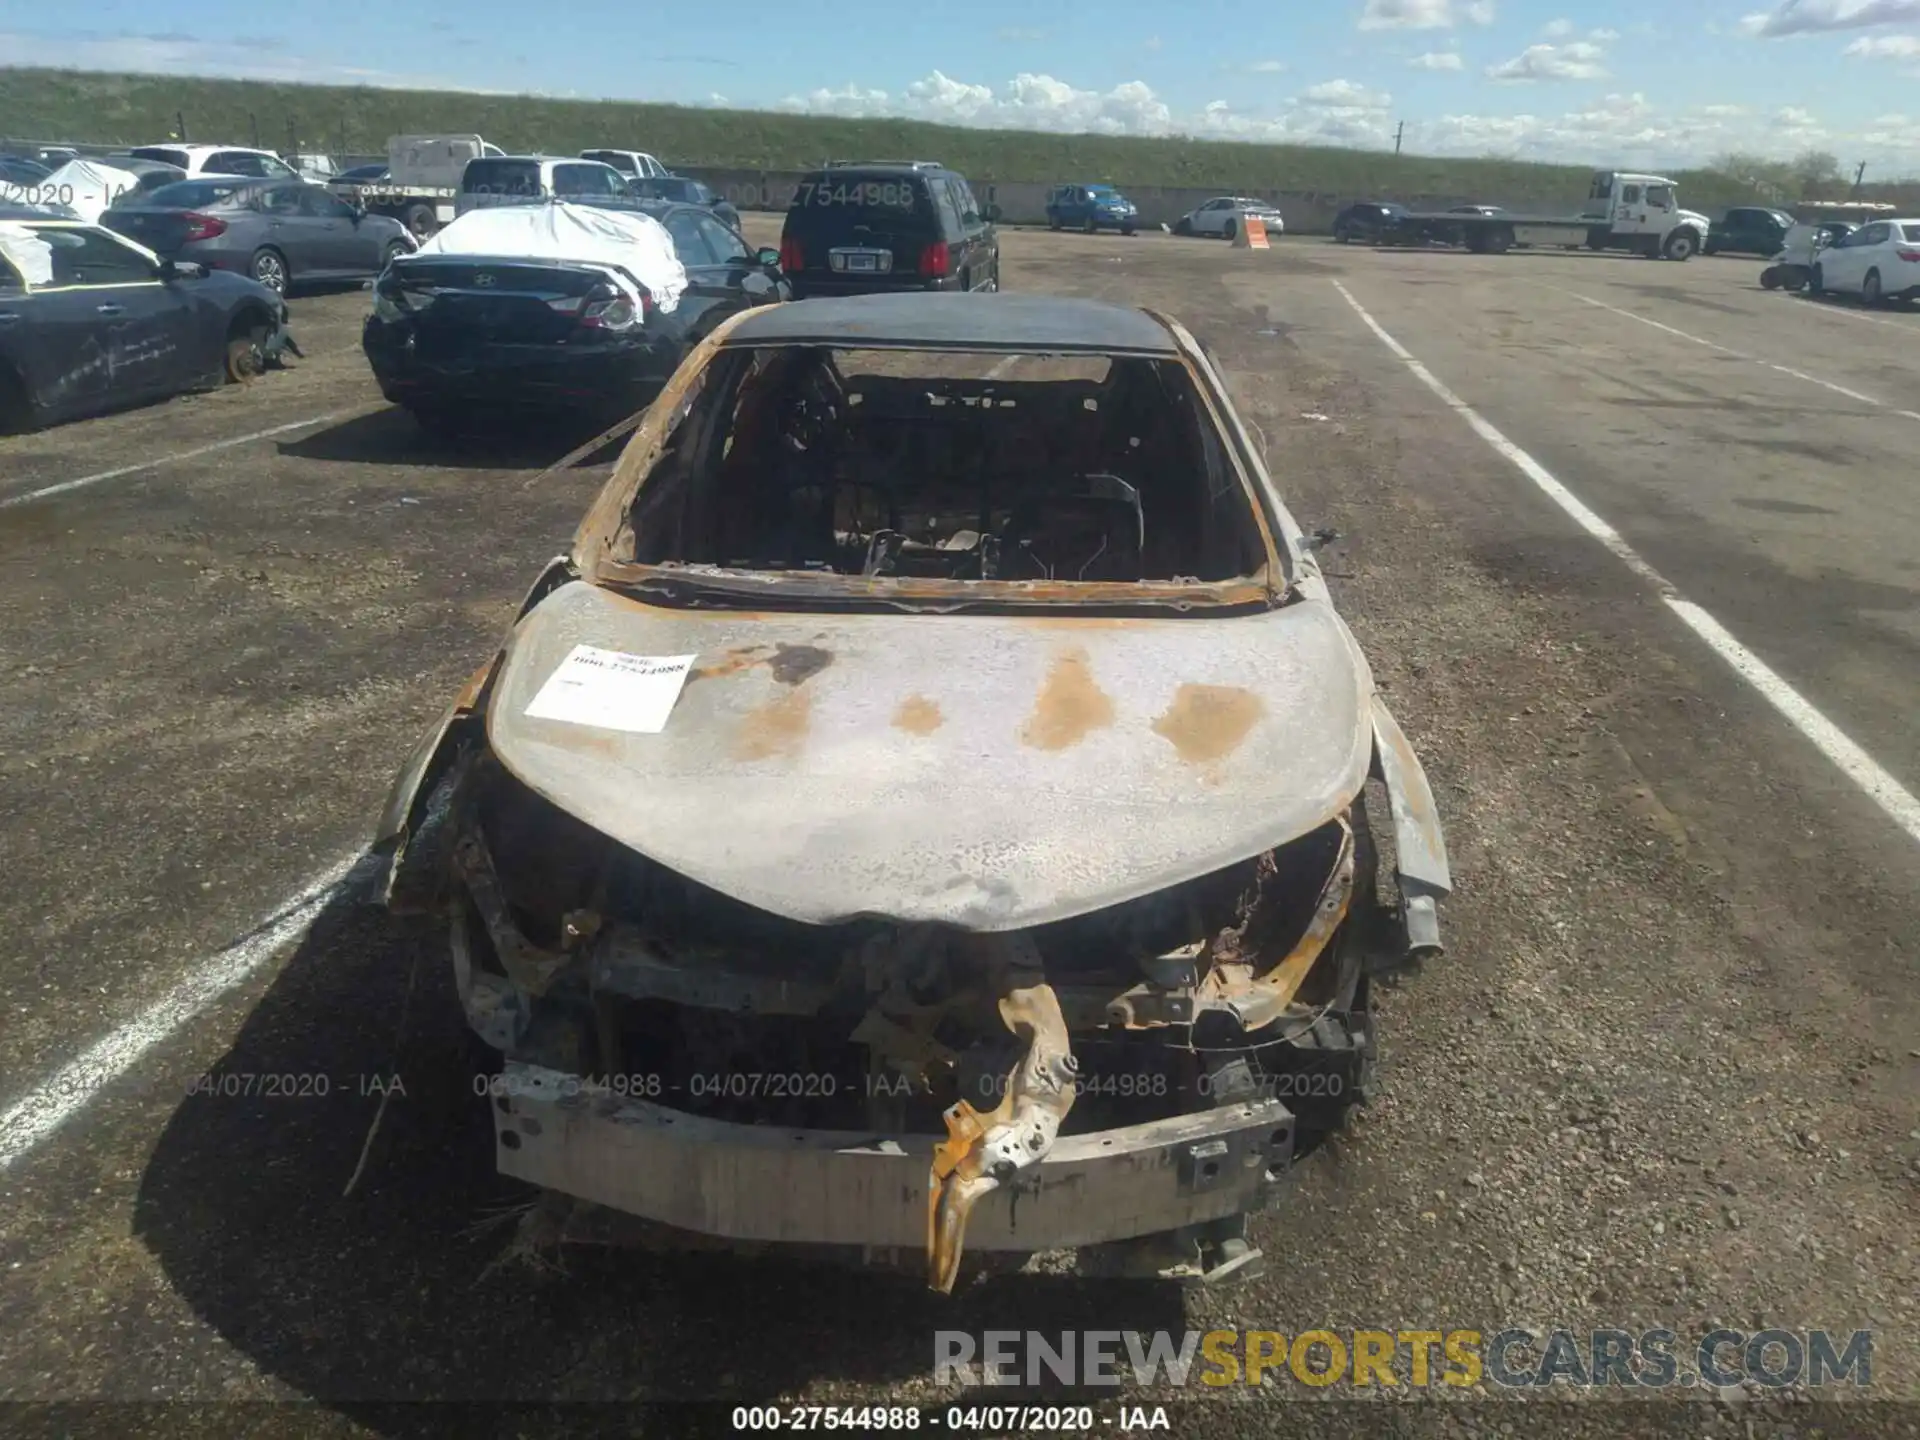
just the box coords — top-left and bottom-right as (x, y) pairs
(1395, 170), (1712, 260)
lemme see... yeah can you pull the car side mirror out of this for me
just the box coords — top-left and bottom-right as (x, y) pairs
(348, 204), (365, 222)
(756, 246), (780, 267)
(985, 203), (1003, 224)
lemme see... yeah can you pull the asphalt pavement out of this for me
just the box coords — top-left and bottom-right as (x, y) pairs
(1, 221), (1917, 1437)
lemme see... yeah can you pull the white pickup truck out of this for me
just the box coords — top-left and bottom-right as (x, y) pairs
(1399, 170), (1713, 259)
(330, 134), (506, 240)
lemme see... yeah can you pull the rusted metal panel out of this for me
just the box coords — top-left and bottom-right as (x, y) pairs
(724, 294), (1181, 355)
(495, 1060), (1291, 1251)
(482, 580), (1375, 930)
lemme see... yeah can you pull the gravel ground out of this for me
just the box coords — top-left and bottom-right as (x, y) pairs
(0, 224), (1915, 1438)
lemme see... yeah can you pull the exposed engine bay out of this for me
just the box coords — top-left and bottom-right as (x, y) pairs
(392, 743), (1436, 1291)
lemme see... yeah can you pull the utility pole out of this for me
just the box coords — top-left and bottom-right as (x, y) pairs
(1394, 120), (1405, 156)
(1851, 160), (1867, 198)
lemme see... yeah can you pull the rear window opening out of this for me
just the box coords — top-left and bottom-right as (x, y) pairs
(785, 175), (932, 233)
(462, 159), (544, 196)
(623, 345), (1269, 593)
(129, 147), (190, 169)
(142, 180), (251, 209)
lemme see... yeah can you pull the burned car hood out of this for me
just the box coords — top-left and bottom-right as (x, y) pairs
(485, 580), (1375, 930)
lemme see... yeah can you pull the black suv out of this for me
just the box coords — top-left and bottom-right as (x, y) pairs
(779, 161), (1000, 299)
(1705, 206), (1794, 258)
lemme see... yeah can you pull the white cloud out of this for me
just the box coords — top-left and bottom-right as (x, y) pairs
(996, 26), (1050, 41)
(783, 71), (1177, 136)
(777, 68), (1916, 171)
(1487, 39), (1610, 80)
(1246, 58), (1291, 72)
(1358, 0), (1495, 31)
(1741, 0), (1920, 35)
(1844, 31), (1920, 52)
(1405, 89), (1912, 169)
(1543, 17), (1575, 36)
(0, 27), (456, 88)
(1300, 78), (1393, 107)
(1589, 26), (1620, 40)
(1409, 49), (1465, 68)
(782, 70), (1397, 148)
(1144, 35), (1163, 50)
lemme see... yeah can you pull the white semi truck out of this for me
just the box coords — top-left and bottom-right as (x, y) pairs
(330, 134), (506, 241)
(1401, 170), (1712, 259)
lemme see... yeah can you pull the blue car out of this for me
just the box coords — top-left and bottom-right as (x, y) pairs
(1046, 183), (1138, 235)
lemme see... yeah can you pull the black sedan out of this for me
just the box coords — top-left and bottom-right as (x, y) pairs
(624, 175), (742, 231)
(0, 218), (298, 433)
(0, 155), (52, 187)
(363, 199), (788, 434)
(102, 178), (415, 295)
(1332, 201), (1410, 244)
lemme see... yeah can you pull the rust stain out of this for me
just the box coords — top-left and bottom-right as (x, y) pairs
(894, 695), (943, 736)
(735, 687), (812, 761)
(769, 643), (834, 686)
(687, 644), (773, 685)
(1020, 649), (1115, 751)
(1152, 684), (1265, 765)
(688, 642), (832, 688)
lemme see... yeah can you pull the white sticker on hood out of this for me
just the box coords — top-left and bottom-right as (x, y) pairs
(523, 645), (697, 734)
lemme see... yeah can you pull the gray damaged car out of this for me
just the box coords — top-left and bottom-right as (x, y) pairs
(372, 292), (1452, 1293)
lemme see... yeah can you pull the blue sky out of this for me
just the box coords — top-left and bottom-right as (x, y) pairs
(2, 0), (1915, 172)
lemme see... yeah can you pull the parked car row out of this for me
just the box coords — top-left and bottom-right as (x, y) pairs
(370, 155), (1007, 433)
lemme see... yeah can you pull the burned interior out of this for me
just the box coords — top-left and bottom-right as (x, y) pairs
(377, 295), (1450, 1295)
(618, 342), (1271, 593)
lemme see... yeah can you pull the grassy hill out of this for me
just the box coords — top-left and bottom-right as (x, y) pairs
(0, 66), (1884, 214)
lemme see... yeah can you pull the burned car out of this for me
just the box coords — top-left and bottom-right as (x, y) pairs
(372, 293), (1451, 1293)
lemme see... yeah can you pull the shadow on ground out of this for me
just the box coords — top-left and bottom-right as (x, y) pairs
(280, 407), (632, 472)
(132, 882), (1187, 1426)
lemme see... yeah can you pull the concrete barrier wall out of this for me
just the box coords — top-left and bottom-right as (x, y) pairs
(679, 166), (1583, 234)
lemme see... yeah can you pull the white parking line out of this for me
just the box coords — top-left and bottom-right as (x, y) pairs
(1536, 285), (1900, 411)
(1783, 297), (1914, 332)
(1333, 279), (1920, 851)
(0, 851), (375, 1170)
(0, 411), (351, 512)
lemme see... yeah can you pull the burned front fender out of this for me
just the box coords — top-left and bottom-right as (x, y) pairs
(1369, 695), (1452, 957)
(373, 555), (576, 909)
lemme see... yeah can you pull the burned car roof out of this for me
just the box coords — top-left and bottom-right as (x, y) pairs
(723, 293), (1181, 355)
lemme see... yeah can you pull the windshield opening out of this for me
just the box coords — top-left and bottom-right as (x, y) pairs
(619, 344), (1270, 595)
